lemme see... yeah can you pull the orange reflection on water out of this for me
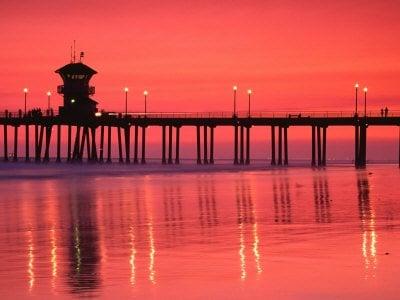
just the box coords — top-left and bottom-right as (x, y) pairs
(27, 229), (34, 292)
(129, 225), (136, 286)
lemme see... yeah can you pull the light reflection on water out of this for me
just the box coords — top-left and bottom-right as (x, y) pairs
(0, 166), (399, 299)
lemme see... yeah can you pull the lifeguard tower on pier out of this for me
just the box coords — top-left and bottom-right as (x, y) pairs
(56, 53), (98, 118)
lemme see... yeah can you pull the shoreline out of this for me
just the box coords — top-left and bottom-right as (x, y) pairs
(0, 160), (398, 179)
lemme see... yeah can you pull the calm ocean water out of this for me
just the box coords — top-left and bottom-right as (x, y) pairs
(0, 164), (399, 299)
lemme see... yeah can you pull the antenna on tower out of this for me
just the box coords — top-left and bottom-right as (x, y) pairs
(70, 44), (73, 63)
(73, 40), (76, 63)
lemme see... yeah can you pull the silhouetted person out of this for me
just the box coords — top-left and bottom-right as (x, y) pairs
(384, 107), (389, 117)
(380, 108), (384, 117)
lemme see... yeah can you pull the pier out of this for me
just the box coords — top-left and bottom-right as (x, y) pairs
(1, 59), (399, 168)
(0, 110), (399, 167)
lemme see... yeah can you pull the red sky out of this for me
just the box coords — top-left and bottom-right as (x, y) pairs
(1, 0), (399, 159)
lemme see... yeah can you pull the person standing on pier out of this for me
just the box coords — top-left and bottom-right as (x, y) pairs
(380, 108), (384, 117)
(384, 107), (389, 117)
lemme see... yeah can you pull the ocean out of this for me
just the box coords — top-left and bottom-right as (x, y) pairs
(0, 164), (399, 299)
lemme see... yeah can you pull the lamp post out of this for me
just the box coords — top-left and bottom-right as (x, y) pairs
(247, 89), (252, 117)
(363, 87), (368, 118)
(233, 85), (237, 117)
(23, 88), (28, 114)
(47, 91), (51, 111)
(124, 87), (129, 115)
(144, 90), (148, 116)
(354, 82), (359, 116)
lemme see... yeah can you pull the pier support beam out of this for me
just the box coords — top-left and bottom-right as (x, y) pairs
(234, 125), (239, 164)
(240, 126), (244, 164)
(25, 125), (30, 162)
(134, 125), (139, 164)
(162, 126), (167, 164)
(3, 125), (8, 162)
(43, 126), (52, 162)
(67, 125), (72, 162)
(245, 126), (250, 165)
(13, 126), (18, 162)
(168, 125), (173, 164)
(91, 127), (98, 162)
(124, 126), (130, 163)
(271, 126), (276, 165)
(284, 126), (288, 165)
(36, 125), (44, 163)
(311, 126), (316, 166)
(278, 126), (282, 165)
(197, 126), (201, 164)
(86, 127), (91, 161)
(72, 126), (81, 161)
(107, 126), (112, 163)
(175, 126), (180, 164)
(317, 126), (321, 166)
(117, 126), (123, 163)
(322, 126), (327, 166)
(99, 125), (104, 163)
(203, 126), (208, 164)
(355, 124), (359, 167)
(141, 126), (146, 164)
(56, 125), (61, 162)
(210, 126), (214, 164)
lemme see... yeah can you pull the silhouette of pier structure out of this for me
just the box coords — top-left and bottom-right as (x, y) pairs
(1, 60), (400, 167)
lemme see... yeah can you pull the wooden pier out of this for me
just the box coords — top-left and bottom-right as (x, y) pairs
(1, 110), (399, 167)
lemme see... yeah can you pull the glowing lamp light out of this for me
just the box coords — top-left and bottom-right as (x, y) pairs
(71, 99), (76, 103)
(47, 91), (51, 96)
(233, 85), (238, 91)
(95, 112), (102, 117)
(23, 88), (28, 93)
(363, 87), (368, 93)
(144, 90), (148, 96)
(355, 82), (359, 88)
(247, 89), (252, 95)
(124, 87), (129, 92)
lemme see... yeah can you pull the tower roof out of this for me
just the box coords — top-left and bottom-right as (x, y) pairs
(55, 62), (97, 75)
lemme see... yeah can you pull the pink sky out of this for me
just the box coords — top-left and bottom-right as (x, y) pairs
(0, 0), (399, 159)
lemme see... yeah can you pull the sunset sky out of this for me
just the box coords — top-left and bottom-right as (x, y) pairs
(1, 0), (399, 159)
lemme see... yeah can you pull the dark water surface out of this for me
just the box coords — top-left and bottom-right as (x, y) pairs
(0, 165), (399, 299)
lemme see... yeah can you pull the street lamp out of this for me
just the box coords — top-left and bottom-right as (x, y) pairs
(23, 88), (28, 114)
(247, 89), (252, 117)
(233, 85), (237, 117)
(354, 82), (359, 116)
(363, 87), (368, 117)
(144, 90), (148, 116)
(124, 87), (129, 115)
(47, 91), (51, 111)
